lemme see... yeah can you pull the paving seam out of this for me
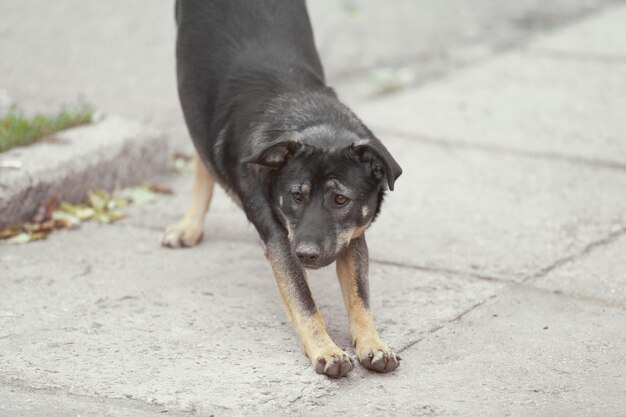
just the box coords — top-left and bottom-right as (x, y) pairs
(525, 226), (626, 282)
(396, 227), (626, 355)
(370, 258), (509, 283)
(397, 295), (497, 354)
(373, 128), (626, 173)
(527, 48), (626, 64)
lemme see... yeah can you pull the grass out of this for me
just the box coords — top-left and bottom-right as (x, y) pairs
(0, 101), (93, 153)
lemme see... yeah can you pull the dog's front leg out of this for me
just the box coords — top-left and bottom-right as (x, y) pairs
(336, 234), (400, 372)
(266, 235), (354, 378)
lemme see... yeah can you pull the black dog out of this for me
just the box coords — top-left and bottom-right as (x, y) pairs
(162, 0), (402, 378)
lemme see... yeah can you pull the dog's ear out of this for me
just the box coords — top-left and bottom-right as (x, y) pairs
(242, 131), (302, 169)
(353, 138), (402, 191)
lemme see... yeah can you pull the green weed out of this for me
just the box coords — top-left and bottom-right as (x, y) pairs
(0, 101), (93, 153)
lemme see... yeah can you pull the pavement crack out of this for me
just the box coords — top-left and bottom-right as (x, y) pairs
(1, 377), (192, 416)
(514, 283), (626, 310)
(371, 257), (509, 284)
(528, 47), (626, 65)
(526, 226), (626, 282)
(378, 128), (626, 173)
(397, 295), (496, 354)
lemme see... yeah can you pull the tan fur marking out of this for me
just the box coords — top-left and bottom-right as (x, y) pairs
(276, 209), (295, 241)
(351, 222), (371, 240)
(335, 221), (371, 252)
(268, 252), (350, 375)
(336, 242), (391, 363)
(161, 153), (215, 247)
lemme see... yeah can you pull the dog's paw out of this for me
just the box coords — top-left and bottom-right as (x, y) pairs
(313, 349), (354, 378)
(356, 342), (401, 373)
(161, 221), (204, 248)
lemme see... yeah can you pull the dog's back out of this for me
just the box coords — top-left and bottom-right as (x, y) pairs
(176, 0), (325, 157)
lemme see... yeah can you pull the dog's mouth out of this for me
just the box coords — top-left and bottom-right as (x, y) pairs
(298, 256), (335, 270)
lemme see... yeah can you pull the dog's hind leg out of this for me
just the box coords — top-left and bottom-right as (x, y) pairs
(161, 152), (215, 248)
(266, 236), (354, 378)
(336, 235), (400, 373)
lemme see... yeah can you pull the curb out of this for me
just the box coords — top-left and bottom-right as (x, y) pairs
(0, 116), (169, 228)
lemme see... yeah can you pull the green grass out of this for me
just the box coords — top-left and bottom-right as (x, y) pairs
(0, 102), (93, 153)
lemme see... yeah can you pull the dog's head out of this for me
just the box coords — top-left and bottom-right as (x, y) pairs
(244, 129), (402, 269)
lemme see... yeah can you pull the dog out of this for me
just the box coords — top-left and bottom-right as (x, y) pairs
(162, 0), (402, 378)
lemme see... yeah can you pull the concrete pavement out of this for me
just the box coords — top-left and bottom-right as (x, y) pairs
(2, 2), (626, 416)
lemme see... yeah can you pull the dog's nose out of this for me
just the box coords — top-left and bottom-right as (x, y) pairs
(295, 242), (321, 264)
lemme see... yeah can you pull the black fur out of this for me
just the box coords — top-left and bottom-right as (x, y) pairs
(176, 0), (401, 269)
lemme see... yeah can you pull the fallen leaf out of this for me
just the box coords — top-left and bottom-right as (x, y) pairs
(174, 157), (193, 174)
(112, 196), (130, 208)
(29, 232), (47, 241)
(6, 232), (31, 244)
(2, 178), (170, 244)
(107, 209), (125, 222)
(22, 223), (40, 233)
(59, 202), (94, 221)
(369, 67), (416, 94)
(36, 219), (56, 233)
(32, 193), (59, 223)
(92, 212), (111, 223)
(147, 182), (173, 195)
(87, 190), (110, 212)
(119, 186), (157, 206)
(52, 210), (81, 227)
(0, 226), (22, 239)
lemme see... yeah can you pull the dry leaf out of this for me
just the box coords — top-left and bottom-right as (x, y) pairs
(32, 193), (59, 223)
(147, 182), (173, 195)
(52, 210), (81, 227)
(174, 157), (194, 174)
(0, 226), (22, 239)
(7, 232), (31, 244)
(87, 190), (109, 212)
(119, 186), (157, 206)
(2, 179), (172, 244)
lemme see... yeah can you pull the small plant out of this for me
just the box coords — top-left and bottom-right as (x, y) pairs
(0, 101), (93, 153)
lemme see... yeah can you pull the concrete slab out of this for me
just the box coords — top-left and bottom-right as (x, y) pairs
(0, 0), (618, 140)
(308, 0), (617, 79)
(0, 116), (168, 228)
(0, 213), (500, 415)
(2, 3), (625, 415)
(363, 136), (626, 281)
(120, 173), (258, 246)
(0, 385), (181, 417)
(529, 3), (626, 57)
(0, 1), (181, 137)
(531, 232), (626, 308)
(116, 131), (626, 285)
(353, 51), (626, 167)
(298, 286), (626, 417)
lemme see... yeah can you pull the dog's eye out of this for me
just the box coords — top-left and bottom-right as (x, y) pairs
(291, 191), (303, 202)
(334, 194), (349, 206)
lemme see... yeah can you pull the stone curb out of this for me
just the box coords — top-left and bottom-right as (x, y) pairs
(0, 116), (169, 228)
